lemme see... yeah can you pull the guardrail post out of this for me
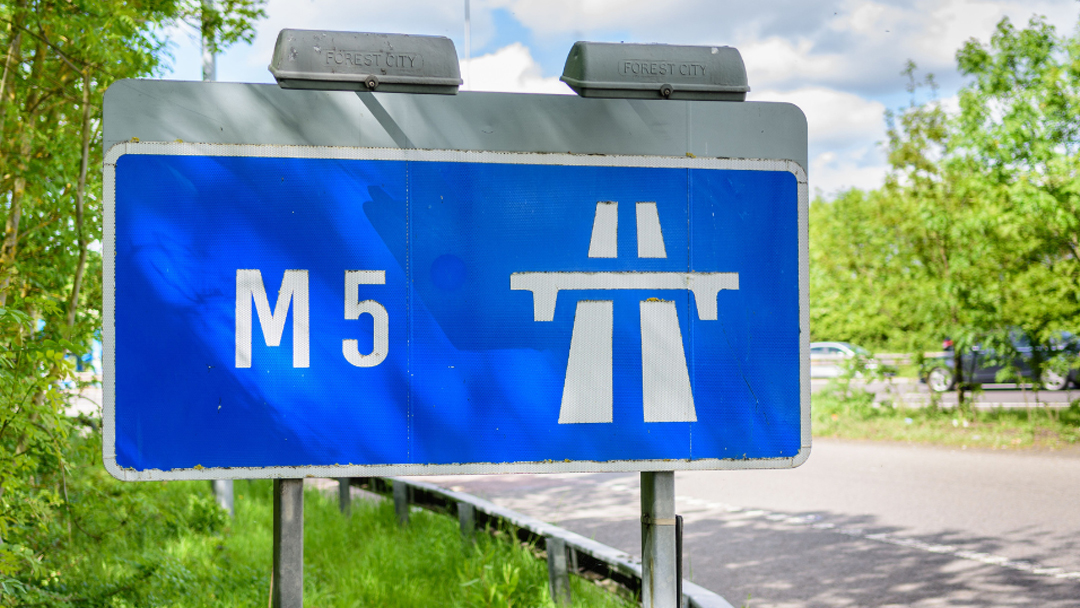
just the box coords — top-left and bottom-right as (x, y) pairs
(338, 478), (351, 516)
(458, 501), (475, 541)
(641, 471), (677, 608)
(361, 476), (736, 607)
(212, 479), (234, 516)
(272, 479), (304, 608)
(546, 535), (573, 606)
(393, 480), (409, 525)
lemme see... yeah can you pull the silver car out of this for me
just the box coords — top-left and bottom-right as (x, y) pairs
(810, 341), (878, 378)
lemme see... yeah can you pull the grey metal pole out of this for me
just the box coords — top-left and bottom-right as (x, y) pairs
(272, 479), (304, 608)
(201, 0), (216, 82)
(546, 535), (572, 606)
(393, 481), (409, 525)
(676, 514), (685, 608)
(463, 0), (470, 89)
(212, 479), (233, 516)
(641, 471), (677, 608)
(338, 478), (351, 516)
(458, 501), (475, 541)
(202, 0), (233, 521)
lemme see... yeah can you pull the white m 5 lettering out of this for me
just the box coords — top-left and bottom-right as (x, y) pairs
(234, 269), (389, 369)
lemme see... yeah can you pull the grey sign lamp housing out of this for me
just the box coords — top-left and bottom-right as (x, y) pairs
(560, 42), (749, 101)
(269, 29), (462, 94)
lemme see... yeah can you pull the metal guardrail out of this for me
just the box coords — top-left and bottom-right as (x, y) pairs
(352, 477), (735, 608)
(810, 352), (947, 370)
(876, 352), (949, 366)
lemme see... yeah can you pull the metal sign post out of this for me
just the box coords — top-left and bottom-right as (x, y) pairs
(272, 479), (304, 608)
(641, 472), (677, 608)
(102, 30), (808, 608)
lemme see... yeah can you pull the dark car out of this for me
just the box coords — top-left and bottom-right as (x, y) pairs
(925, 331), (1080, 392)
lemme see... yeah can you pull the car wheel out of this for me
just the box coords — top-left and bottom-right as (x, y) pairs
(1042, 369), (1070, 391)
(927, 367), (954, 392)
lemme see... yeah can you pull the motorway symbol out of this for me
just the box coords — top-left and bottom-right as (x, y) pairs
(511, 201), (739, 424)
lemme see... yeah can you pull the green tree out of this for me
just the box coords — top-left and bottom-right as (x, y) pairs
(0, 1), (264, 603)
(809, 187), (924, 350)
(887, 65), (1012, 405)
(953, 16), (1080, 380)
(810, 13), (1080, 402)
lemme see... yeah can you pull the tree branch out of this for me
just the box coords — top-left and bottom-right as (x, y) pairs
(66, 69), (91, 330)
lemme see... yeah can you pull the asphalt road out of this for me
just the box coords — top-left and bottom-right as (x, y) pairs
(422, 440), (1080, 607)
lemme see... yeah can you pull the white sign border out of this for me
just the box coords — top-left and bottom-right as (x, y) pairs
(103, 141), (810, 481)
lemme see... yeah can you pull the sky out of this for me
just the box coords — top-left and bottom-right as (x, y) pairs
(160, 0), (1080, 198)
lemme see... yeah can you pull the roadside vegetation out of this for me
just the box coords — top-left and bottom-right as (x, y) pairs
(0, 0), (261, 601)
(813, 357), (1080, 450)
(0, 433), (633, 607)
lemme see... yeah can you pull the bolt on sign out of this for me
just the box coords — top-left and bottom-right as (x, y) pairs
(103, 49), (808, 480)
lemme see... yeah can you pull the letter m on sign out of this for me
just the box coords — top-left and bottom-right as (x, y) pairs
(235, 269), (310, 368)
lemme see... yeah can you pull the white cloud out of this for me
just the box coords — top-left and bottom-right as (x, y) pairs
(810, 148), (890, 199)
(753, 87), (889, 196)
(485, 0), (674, 35)
(739, 37), (845, 92)
(189, 0), (1080, 95)
(461, 43), (573, 94)
(731, 0), (1078, 95)
(752, 86), (886, 149)
(482, 0), (1077, 95)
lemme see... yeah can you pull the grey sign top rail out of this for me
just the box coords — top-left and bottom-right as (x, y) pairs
(103, 80), (806, 169)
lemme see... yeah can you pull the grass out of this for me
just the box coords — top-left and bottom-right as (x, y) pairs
(9, 467), (635, 607)
(813, 379), (1080, 450)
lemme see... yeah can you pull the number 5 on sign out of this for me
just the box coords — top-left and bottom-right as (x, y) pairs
(343, 270), (388, 367)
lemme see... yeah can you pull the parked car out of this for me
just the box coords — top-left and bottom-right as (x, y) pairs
(924, 331), (1080, 392)
(810, 342), (883, 378)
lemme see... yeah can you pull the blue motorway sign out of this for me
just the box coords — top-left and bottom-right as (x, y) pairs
(104, 144), (808, 479)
